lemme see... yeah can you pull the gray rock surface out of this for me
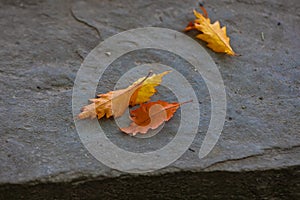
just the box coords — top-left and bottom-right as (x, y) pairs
(0, 0), (299, 199)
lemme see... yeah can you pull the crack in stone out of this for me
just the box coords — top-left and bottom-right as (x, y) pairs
(70, 5), (101, 39)
(203, 153), (266, 170)
(263, 144), (300, 152)
(203, 145), (300, 170)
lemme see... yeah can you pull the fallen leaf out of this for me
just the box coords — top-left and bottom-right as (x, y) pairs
(121, 100), (191, 135)
(78, 71), (170, 120)
(129, 71), (171, 106)
(78, 72), (151, 120)
(185, 4), (236, 55)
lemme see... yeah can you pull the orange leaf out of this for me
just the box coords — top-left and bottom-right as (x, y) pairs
(121, 100), (191, 135)
(185, 5), (236, 55)
(78, 72), (151, 120)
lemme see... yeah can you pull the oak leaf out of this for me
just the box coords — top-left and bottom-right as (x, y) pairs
(121, 100), (191, 135)
(185, 5), (236, 55)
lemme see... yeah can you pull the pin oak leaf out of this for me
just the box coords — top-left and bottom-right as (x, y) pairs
(185, 5), (236, 55)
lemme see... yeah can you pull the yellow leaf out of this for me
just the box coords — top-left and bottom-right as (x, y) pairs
(129, 71), (171, 106)
(188, 9), (236, 56)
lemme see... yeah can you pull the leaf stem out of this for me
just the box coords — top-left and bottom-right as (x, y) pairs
(199, 2), (208, 18)
(179, 99), (193, 105)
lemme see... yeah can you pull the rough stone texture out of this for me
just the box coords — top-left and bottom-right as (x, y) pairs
(0, 0), (299, 199)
